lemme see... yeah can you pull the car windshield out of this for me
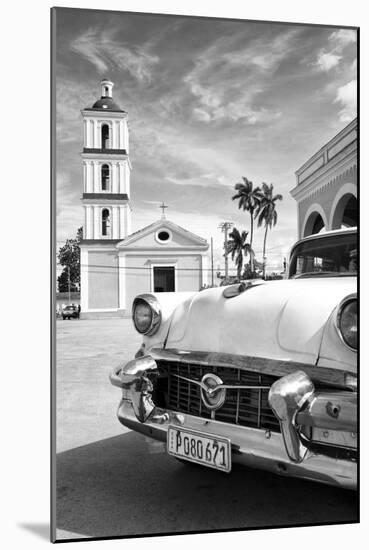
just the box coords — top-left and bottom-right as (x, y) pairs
(65, 306), (75, 310)
(288, 232), (357, 279)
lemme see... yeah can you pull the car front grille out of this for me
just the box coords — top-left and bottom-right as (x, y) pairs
(155, 360), (281, 433)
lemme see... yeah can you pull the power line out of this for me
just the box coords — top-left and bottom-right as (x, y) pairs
(56, 241), (289, 253)
(56, 262), (283, 273)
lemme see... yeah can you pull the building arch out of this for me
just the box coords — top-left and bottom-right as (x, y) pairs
(301, 203), (328, 237)
(329, 183), (357, 230)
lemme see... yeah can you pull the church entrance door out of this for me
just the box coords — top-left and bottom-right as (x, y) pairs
(153, 266), (175, 292)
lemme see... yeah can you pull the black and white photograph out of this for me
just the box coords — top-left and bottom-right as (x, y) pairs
(51, 5), (358, 543)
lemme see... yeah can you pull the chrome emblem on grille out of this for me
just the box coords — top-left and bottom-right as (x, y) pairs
(200, 373), (226, 411)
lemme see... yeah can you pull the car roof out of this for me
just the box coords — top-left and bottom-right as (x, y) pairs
(293, 227), (357, 247)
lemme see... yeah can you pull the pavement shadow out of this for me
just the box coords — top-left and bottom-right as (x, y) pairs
(55, 431), (358, 540)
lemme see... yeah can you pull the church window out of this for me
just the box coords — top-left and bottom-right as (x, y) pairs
(101, 164), (110, 191)
(101, 124), (110, 148)
(155, 228), (172, 244)
(158, 231), (170, 242)
(102, 208), (111, 237)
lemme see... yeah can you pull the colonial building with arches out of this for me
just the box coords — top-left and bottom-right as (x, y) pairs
(290, 118), (357, 238)
(79, 80), (209, 318)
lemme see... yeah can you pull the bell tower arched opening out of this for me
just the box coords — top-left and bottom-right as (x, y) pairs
(101, 164), (110, 191)
(101, 124), (110, 149)
(101, 208), (111, 237)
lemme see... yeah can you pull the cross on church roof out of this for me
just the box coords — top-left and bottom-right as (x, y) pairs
(159, 201), (168, 219)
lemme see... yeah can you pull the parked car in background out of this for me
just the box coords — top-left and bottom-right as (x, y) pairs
(110, 228), (357, 489)
(62, 304), (79, 320)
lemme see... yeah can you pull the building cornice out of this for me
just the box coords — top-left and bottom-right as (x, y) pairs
(295, 118), (357, 179)
(290, 146), (357, 203)
(81, 109), (127, 119)
(82, 155), (132, 170)
(82, 148), (127, 155)
(117, 245), (209, 252)
(82, 193), (129, 201)
(80, 239), (121, 246)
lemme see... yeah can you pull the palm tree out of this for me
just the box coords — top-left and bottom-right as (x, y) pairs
(226, 227), (253, 280)
(232, 177), (261, 274)
(255, 182), (283, 279)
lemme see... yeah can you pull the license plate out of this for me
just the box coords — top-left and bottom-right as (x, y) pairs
(167, 426), (231, 473)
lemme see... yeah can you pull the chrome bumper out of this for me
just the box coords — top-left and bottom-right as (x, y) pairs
(110, 354), (357, 490)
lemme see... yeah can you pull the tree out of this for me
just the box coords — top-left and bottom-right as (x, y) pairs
(242, 258), (263, 280)
(226, 227), (253, 280)
(57, 227), (83, 293)
(255, 183), (283, 279)
(232, 177), (262, 274)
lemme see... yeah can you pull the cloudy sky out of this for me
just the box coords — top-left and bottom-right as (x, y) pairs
(55, 8), (357, 273)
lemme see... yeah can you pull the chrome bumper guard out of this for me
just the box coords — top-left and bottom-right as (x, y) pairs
(110, 355), (357, 489)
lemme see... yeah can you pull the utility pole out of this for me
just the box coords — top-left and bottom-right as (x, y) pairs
(219, 222), (233, 279)
(210, 237), (214, 286)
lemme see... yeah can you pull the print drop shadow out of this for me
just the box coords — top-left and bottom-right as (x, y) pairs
(17, 523), (49, 541)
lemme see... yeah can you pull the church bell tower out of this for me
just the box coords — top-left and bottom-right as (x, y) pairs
(80, 79), (131, 240)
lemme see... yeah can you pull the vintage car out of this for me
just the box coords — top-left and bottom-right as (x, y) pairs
(110, 228), (357, 489)
(62, 304), (79, 320)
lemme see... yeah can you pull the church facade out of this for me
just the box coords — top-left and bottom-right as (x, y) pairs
(290, 118), (357, 238)
(80, 80), (209, 318)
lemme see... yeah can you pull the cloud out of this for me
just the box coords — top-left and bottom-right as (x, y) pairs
(334, 80), (357, 122)
(56, 172), (83, 241)
(165, 172), (229, 188)
(70, 27), (159, 83)
(56, 79), (95, 144)
(183, 29), (299, 124)
(223, 29), (300, 71)
(315, 51), (342, 71)
(192, 108), (212, 122)
(313, 28), (356, 72)
(329, 29), (357, 47)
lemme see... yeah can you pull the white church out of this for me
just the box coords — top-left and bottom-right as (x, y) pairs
(80, 79), (209, 318)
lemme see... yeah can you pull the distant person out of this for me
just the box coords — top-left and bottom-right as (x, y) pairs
(78, 304), (81, 319)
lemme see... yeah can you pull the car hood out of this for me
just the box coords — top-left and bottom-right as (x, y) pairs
(164, 277), (356, 364)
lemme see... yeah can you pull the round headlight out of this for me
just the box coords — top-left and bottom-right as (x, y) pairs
(133, 300), (153, 334)
(337, 299), (357, 350)
(132, 295), (162, 336)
